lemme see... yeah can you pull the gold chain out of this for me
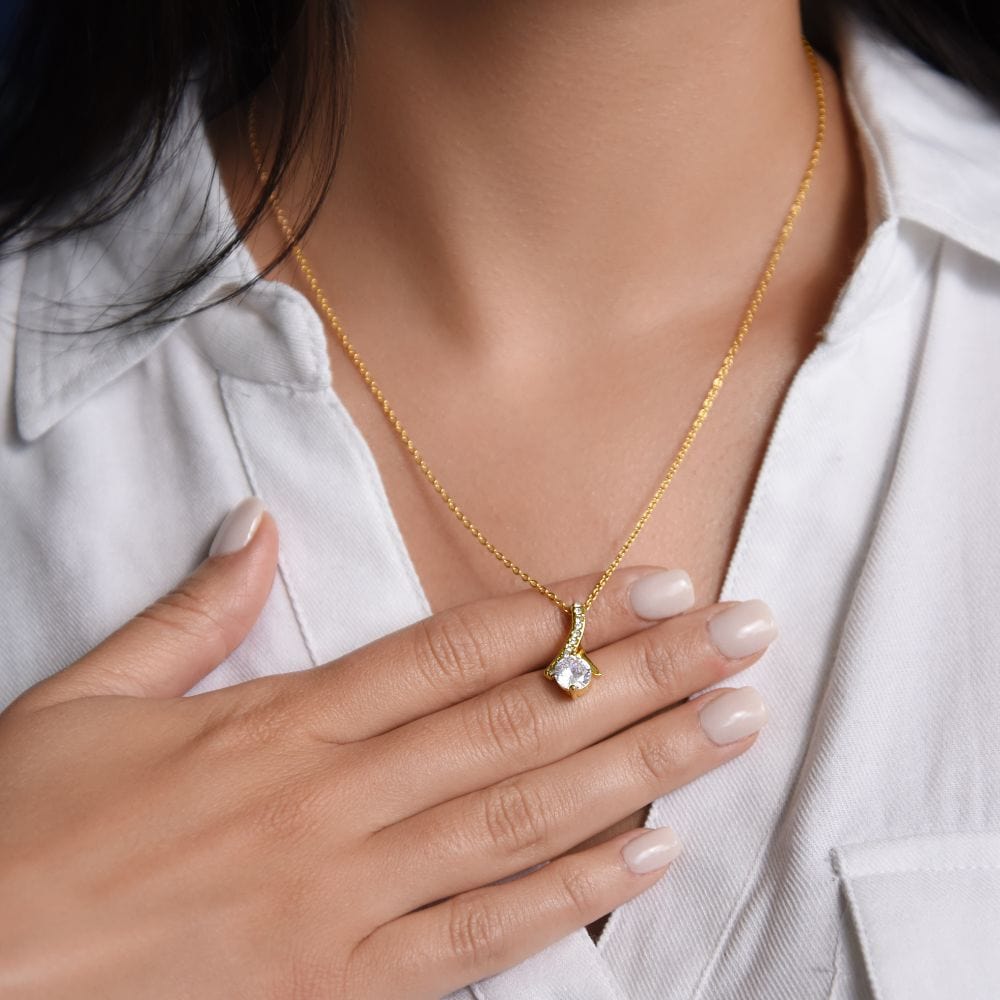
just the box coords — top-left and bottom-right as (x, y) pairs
(248, 37), (826, 616)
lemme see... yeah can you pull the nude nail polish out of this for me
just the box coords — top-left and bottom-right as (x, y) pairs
(622, 827), (683, 874)
(698, 687), (769, 745)
(707, 600), (778, 659)
(209, 496), (267, 557)
(629, 569), (695, 620)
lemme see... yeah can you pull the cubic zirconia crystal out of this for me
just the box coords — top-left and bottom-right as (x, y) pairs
(552, 654), (592, 692)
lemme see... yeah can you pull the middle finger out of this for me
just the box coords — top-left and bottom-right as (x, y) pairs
(355, 598), (777, 827)
(366, 683), (767, 922)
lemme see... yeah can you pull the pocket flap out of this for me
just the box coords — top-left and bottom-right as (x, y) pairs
(832, 832), (1000, 1000)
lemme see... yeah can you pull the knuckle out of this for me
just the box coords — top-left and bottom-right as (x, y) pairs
(447, 893), (508, 970)
(468, 684), (544, 763)
(413, 607), (492, 697)
(558, 864), (602, 920)
(629, 626), (692, 698)
(136, 584), (230, 661)
(631, 728), (681, 788)
(481, 777), (549, 858)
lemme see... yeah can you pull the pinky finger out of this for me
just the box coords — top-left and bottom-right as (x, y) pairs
(348, 826), (683, 999)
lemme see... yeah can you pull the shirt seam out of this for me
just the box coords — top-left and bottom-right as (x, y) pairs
(840, 863), (1000, 879)
(836, 874), (886, 1000)
(217, 370), (323, 668)
(826, 893), (846, 1000)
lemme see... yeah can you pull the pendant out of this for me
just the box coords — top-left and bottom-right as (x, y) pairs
(544, 602), (602, 698)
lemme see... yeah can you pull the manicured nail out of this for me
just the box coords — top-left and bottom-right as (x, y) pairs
(707, 599), (778, 658)
(209, 496), (267, 557)
(622, 826), (683, 874)
(698, 687), (768, 745)
(629, 569), (695, 620)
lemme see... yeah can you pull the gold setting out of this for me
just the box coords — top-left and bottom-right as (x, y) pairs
(544, 603), (602, 699)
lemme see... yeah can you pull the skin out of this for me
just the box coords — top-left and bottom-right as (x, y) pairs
(2, 517), (770, 997)
(214, 0), (868, 943)
(0, 2), (870, 994)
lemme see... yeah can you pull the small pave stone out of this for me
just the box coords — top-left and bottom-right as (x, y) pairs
(552, 654), (592, 692)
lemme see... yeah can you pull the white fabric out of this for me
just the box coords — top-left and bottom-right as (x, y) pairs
(3, 11), (1000, 998)
(831, 833), (1000, 1000)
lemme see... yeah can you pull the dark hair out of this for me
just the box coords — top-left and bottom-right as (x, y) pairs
(0, 0), (353, 324)
(0, 0), (997, 329)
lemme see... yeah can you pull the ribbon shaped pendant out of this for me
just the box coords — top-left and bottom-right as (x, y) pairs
(544, 602), (602, 698)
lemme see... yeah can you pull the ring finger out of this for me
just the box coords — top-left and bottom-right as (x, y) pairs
(363, 684), (767, 921)
(355, 598), (776, 828)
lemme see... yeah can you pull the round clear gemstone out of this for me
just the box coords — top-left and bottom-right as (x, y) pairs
(551, 654), (592, 692)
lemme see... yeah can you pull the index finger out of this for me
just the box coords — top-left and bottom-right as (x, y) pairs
(292, 566), (694, 741)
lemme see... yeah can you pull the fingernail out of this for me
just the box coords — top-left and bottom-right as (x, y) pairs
(622, 826), (683, 874)
(209, 496), (267, 557)
(707, 599), (778, 658)
(629, 569), (695, 620)
(698, 687), (769, 745)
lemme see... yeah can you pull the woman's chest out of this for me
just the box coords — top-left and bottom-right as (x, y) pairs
(6, 236), (1000, 995)
(190, 280), (1000, 997)
(322, 309), (819, 620)
(319, 310), (841, 946)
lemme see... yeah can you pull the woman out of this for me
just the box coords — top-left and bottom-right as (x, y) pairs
(1, 1), (998, 997)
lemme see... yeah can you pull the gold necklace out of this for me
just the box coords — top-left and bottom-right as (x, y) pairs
(248, 36), (826, 699)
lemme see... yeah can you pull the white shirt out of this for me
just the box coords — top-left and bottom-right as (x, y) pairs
(2, 11), (1000, 999)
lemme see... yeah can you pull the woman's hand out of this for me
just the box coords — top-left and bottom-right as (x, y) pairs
(0, 498), (775, 1000)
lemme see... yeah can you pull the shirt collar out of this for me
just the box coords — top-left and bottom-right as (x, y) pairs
(13, 102), (250, 442)
(12, 12), (1000, 442)
(12, 97), (328, 442)
(835, 10), (1000, 264)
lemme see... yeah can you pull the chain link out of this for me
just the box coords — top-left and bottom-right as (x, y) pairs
(248, 36), (826, 615)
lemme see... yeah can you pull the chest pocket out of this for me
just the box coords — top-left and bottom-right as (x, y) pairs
(831, 831), (1000, 1000)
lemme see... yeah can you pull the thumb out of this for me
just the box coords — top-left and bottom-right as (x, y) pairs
(23, 496), (278, 709)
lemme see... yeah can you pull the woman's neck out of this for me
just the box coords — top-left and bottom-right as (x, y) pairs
(226, 0), (857, 364)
